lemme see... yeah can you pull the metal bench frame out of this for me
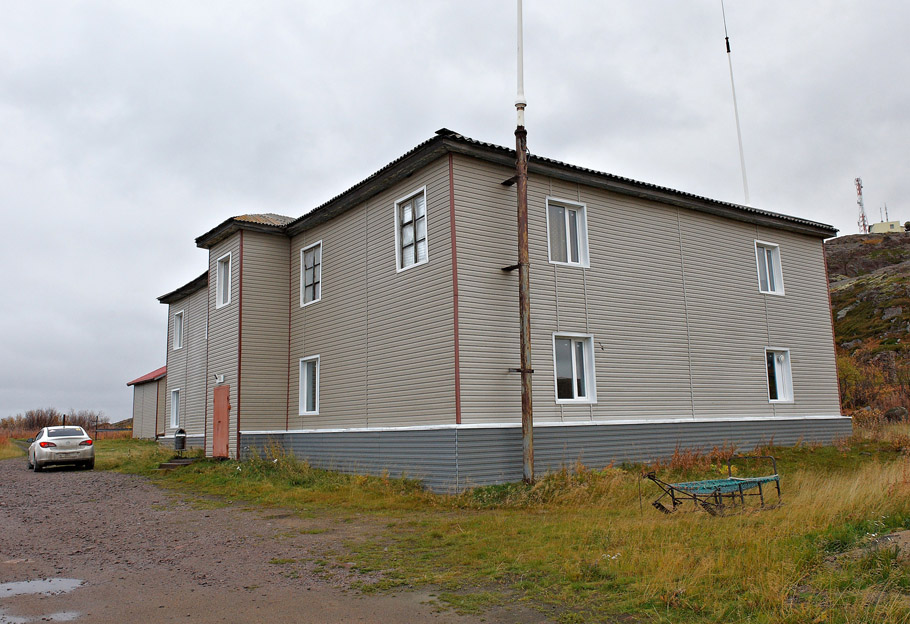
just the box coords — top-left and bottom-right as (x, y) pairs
(644, 455), (781, 516)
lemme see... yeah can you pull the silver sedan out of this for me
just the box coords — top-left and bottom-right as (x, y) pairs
(27, 426), (95, 471)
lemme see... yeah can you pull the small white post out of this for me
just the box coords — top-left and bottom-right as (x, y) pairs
(516, 0), (527, 126)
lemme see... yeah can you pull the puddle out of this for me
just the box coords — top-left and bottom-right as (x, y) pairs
(0, 579), (83, 598)
(0, 609), (81, 623)
(0, 579), (84, 623)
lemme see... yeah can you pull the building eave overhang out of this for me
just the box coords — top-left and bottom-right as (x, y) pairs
(285, 129), (837, 239)
(157, 272), (208, 304)
(195, 217), (290, 249)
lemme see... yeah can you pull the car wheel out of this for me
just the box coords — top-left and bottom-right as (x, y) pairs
(85, 459), (94, 470)
(26, 457), (33, 470)
(33, 461), (43, 472)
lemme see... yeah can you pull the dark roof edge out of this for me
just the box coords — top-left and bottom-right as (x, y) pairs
(286, 133), (450, 236)
(195, 217), (289, 249)
(158, 272), (208, 304)
(285, 130), (836, 239)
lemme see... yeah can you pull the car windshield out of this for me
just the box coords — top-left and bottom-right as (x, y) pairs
(48, 428), (85, 438)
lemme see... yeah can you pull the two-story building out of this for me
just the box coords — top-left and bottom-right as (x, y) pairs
(153, 129), (849, 490)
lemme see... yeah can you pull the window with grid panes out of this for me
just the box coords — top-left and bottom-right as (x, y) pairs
(301, 242), (322, 306)
(396, 189), (427, 270)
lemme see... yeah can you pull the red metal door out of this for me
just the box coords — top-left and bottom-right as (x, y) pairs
(213, 386), (230, 458)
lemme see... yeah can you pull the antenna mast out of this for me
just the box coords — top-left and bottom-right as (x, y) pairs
(855, 177), (869, 234)
(721, 0), (750, 205)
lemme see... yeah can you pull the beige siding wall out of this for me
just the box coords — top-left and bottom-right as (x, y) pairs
(287, 158), (455, 430)
(205, 234), (241, 456)
(452, 154), (841, 424)
(131, 381), (160, 439)
(757, 226), (841, 416)
(239, 231), (290, 431)
(163, 287), (208, 437)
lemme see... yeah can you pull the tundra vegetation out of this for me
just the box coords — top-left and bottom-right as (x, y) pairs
(48, 411), (907, 624)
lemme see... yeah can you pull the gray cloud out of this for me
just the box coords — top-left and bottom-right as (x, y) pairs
(1, 0), (907, 419)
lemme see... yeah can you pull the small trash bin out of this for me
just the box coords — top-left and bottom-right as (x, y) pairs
(174, 428), (186, 452)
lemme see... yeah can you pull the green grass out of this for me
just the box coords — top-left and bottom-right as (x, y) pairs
(97, 430), (910, 623)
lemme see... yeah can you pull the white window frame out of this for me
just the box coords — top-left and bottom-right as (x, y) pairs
(394, 186), (429, 273)
(300, 241), (323, 308)
(546, 197), (590, 268)
(764, 348), (794, 403)
(216, 252), (232, 308)
(552, 332), (597, 404)
(170, 389), (180, 428)
(299, 355), (320, 416)
(754, 241), (785, 296)
(173, 310), (185, 350)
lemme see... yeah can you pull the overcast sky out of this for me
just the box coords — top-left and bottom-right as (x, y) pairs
(1, 1), (907, 421)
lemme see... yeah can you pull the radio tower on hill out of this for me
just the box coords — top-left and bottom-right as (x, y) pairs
(855, 177), (869, 234)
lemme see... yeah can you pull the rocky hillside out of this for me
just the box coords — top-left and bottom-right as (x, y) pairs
(825, 232), (910, 412)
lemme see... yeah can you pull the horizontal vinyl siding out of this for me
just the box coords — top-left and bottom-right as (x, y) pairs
(757, 227), (841, 416)
(450, 156), (521, 423)
(163, 288), (207, 438)
(206, 234), (241, 457)
(289, 158), (455, 430)
(243, 417), (850, 491)
(131, 382), (158, 439)
(453, 154), (840, 425)
(239, 232), (290, 432)
(679, 211), (774, 418)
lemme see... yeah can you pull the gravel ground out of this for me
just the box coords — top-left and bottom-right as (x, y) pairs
(0, 458), (550, 623)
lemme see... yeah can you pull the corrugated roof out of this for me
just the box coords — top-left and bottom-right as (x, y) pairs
(234, 213), (295, 227)
(127, 365), (166, 386)
(284, 129), (837, 238)
(194, 129), (835, 242)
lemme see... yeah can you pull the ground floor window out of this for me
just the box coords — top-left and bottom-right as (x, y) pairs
(553, 333), (596, 403)
(765, 348), (793, 402)
(170, 389), (180, 428)
(299, 356), (320, 415)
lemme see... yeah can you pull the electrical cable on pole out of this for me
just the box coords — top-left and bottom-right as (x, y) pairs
(721, 0), (750, 206)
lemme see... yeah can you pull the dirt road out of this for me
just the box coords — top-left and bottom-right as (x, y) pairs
(0, 459), (548, 623)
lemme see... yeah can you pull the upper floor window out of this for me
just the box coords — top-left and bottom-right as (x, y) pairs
(299, 356), (320, 415)
(546, 198), (589, 267)
(755, 241), (784, 295)
(765, 348), (793, 402)
(301, 241), (322, 307)
(216, 253), (231, 308)
(553, 333), (597, 404)
(173, 310), (184, 349)
(395, 188), (428, 272)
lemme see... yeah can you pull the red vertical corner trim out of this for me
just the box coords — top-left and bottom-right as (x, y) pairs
(236, 230), (244, 458)
(286, 239), (292, 431)
(822, 242), (844, 414)
(448, 153), (462, 425)
(203, 265), (211, 453)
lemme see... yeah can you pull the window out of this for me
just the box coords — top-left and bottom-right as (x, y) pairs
(552, 334), (596, 403)
(546, 198), (589, 266)
(170, 389), (180, 427)
(299, 356), (319, 415)
(300, 241), (322, 307)
(395, 188), (428, 271)
(765, 348), (793, 402)
(173, 310), (184, 349)
(216, 253), (232, 308)
(755, 241), (784, 295)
